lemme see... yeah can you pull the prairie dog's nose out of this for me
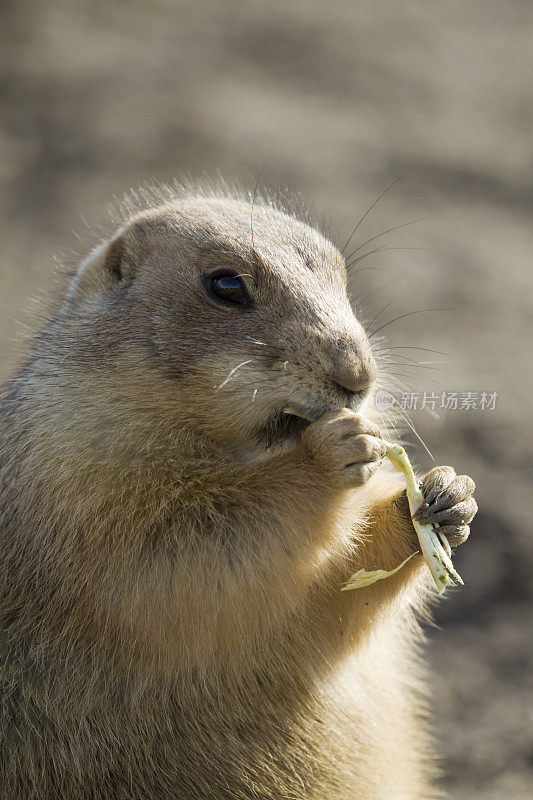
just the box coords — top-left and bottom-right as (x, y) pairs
(328, 336), (378, 395)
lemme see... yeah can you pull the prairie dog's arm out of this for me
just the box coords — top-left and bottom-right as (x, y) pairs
(357, 480), (420, 571)
(313, 477), (430, 645)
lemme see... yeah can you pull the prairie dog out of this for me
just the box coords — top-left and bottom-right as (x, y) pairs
(0, 188), (477, 799)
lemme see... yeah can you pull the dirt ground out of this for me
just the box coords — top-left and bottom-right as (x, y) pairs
(1, 1), (532, 797)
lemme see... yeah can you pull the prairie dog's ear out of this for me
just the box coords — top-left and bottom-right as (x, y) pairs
(102, 236), (127, 281)
(61, 224), (143, 314)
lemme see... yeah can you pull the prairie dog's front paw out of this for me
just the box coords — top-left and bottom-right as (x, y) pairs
(413, 466), (477, 546)
(302, 408), (386, 486)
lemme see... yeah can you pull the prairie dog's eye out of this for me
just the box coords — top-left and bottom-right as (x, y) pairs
(209, 274), (250, 306)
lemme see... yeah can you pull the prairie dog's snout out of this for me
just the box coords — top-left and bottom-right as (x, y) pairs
(271, 302), (379, 426)
(317, 330), (378, 399)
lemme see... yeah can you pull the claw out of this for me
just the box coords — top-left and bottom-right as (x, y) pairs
(420, 466), (457, 507)
(416, 497), (478, 527)
(412, 501), (429, 520)
(416, 474), (476, 526)
(437, 523), (471, 547)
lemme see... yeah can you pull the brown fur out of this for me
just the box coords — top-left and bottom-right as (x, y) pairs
(0, 188), (440, 798)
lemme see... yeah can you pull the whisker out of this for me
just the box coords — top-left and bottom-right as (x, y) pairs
(346, 246), (426, 272)
(375, 349), (444, 367)
(364, 298), (397, 335)
(345, 216), (430, 263)
(216, 360), (253, 390)
(380, 345), (447, 356)
(250, 168), (263, 252)
(382, 370), (430, 381)
(380, 409), (401, 442)
(376, 375), (436, 460)
(369, 308), (450, 339)
(348, 286), (392, 309)
(392, 404), (435, 462)
(243, 335), (282, 356)
(380, 368), (442, 386)
(347, 266), (385, 279)
(377, 360), (443, 372)
(342, 176), (403, 254)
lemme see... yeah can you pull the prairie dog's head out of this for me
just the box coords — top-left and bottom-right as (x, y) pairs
(58, 194), (378, 453)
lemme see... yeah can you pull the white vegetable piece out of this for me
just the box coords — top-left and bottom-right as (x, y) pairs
(343, 442), (463, 594)
(341, 553), (417, 592)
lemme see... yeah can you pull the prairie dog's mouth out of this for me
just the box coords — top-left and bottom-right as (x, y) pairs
(257, 406), (311, 448)
(260, 403), (322, 448)
(282, 403), (315, 422)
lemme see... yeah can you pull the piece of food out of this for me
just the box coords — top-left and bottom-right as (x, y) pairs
(343, 442), (463, 594)
(341, 553), (417, 591)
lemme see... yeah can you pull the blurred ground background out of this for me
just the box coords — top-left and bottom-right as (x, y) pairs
(1, 1), (532, 797)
